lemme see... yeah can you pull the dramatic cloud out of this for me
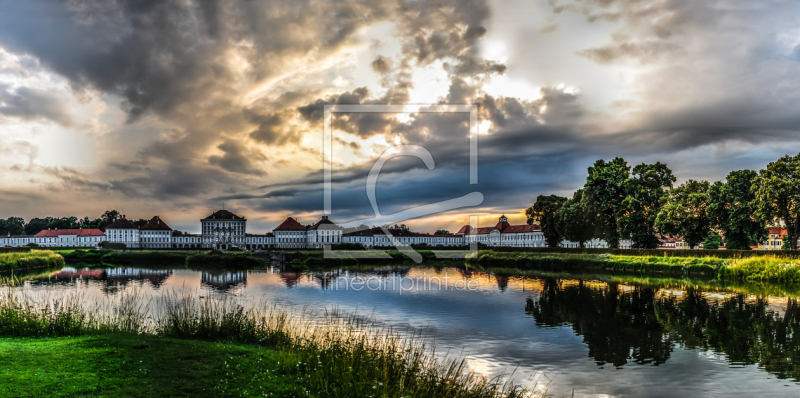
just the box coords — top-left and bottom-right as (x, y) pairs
(0, 0), (799, 232)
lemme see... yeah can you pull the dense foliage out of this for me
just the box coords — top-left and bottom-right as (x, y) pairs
(526, 194), (568, 247)
(529, 153), (800, 249)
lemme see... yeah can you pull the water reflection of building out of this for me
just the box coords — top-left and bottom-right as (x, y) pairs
(47, 268), (106, 281)
(105, 268), (173, 287)
(279, 272), (301, 288)
(201, 271), (248, 291)
(310, 271), (342, 290)
(495, 275), (510, 291)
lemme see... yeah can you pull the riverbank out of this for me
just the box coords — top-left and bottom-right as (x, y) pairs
(469, 251), (800, 283)
(0, 289), (535, 398)
(0, 250), (64, 272)
(56, 249), (266, 269)
(0, 335), (301, 397)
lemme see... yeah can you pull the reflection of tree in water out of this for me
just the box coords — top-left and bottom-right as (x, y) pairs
(526, 278), (800, 380)
(656, 291), (800, 381)
(526, 279), (671, 367)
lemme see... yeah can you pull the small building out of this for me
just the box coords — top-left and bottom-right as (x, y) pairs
(139, 216), (173, 249)
(172, 231), (202, 249)
(273, 217), (308, 248)
(306, 216), (342, 248)
(33, 228), (104, 248)
(105, 216), (141, 248)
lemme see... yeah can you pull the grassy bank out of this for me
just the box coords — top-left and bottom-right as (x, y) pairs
(0, 250), (64, 272)
(57, 249), (267, 269)
(0, 335), (302, 397)
(0, 289), (535, 398)
(468, 251), (800, 283)
(186, 250), (267, 269)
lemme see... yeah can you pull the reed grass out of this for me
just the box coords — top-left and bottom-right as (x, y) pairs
(0, 286), (541, 398)
(0, 250), (65, 272)
(468, 250), (800, 280)
(721, 256), (800, 283)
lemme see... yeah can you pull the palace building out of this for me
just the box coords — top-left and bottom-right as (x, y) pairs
(1, 210), (613, 250)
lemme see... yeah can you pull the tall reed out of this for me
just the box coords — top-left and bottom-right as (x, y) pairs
(0, 250), (65, 272)
(0, 286), (542, 398)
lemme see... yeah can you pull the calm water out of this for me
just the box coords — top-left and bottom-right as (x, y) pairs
(9, 265), (800, 397)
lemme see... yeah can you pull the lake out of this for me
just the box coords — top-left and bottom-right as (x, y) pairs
(9, 265), (800, 397)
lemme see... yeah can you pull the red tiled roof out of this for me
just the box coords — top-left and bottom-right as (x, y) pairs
(140, 216), (172, 231)
(458, 224), (541, 235)
(35, 228), (104, 237)
(274, 217), (306, 231)
(456, 225), (473, 235)
(501, 224), (540, 233)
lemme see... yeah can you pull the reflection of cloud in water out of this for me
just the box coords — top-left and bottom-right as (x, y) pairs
(10, 266), (800, 397)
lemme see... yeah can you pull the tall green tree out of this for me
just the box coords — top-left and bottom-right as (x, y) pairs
(753, 154), (800, 250)
(555, 189), (596, 248)
(5, 217), (25, 235)
(583, 157), (630, 248)
(101, 210), (120, 225)
(703, 231), (723, 250)
(527, 194), (569, 247)
(655, 180), (711, 249)
(707, 169), (767, 250)
(620, 162), (676, 249)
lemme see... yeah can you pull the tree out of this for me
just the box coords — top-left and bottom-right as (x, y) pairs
(703, 232), (723, 250)
(434, 229), (450, 235)
(620, 162), (676, 249)
(527, 194), (569, 247)
(5, 217), (25, 235)
(655, 180), (711, 249)
(555, 189), (596, 248)
(753, 154), (800, 250)
(583, 157), (630, 248)
(101, 210), (121, 225)
(707, 170), (767, 250)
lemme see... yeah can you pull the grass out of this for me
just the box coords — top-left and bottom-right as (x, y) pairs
(56, 249), (268, 270)
(468, 250), (800, 282)
(721, 257), (800, 283)
(0, 250), (65, 272)
(186, 250), (267, 269)
(0, 335), (303, 397)
(0, 288), (539, 398)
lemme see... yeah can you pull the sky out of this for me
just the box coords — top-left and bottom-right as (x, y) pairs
(1, 0), (800, 234)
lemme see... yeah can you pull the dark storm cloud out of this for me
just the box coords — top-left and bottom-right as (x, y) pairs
(578, 41), (681, 64)
(0, 84), (71, 125)
(4, 0), (800, 229)
(208, 139), (267, 176)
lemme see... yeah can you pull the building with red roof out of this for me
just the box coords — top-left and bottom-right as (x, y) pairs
(140, 216), (173, 249)
(29, 228), (105, 248)
(455, 215), (550, 247)
(274, 217), (310, 248)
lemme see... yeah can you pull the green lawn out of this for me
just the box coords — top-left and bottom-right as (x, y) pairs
(0, 334), (303, 398)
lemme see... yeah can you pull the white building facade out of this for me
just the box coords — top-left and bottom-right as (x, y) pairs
(105, 217), (141, 248)
(140, 216), (173, 249)
(201, 210), (247, 250)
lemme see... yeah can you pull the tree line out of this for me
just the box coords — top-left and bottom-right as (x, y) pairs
(0, 210), (146, 236)
(526, 153), (800, 250)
